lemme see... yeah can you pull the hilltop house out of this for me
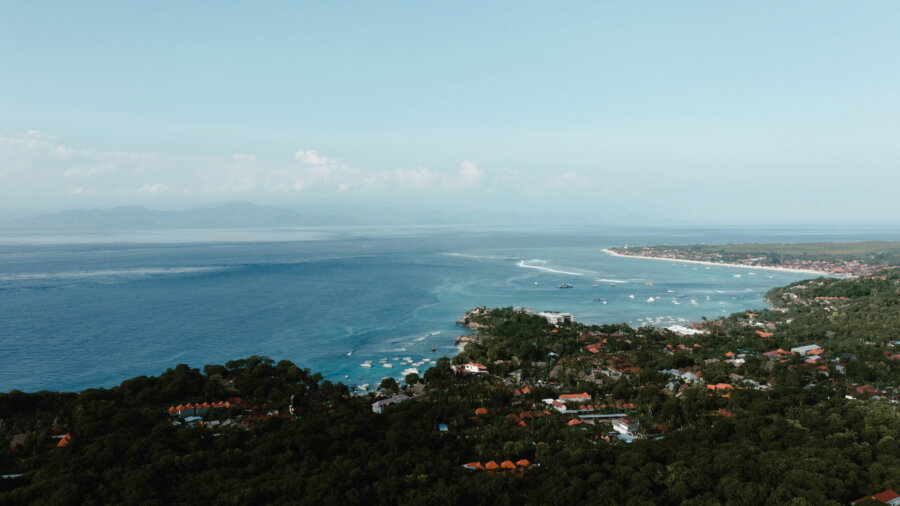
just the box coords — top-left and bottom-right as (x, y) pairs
(371, 393), (410, 414)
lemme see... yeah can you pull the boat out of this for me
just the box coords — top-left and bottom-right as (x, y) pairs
(401, 368), (420, 376)
(557, 283), (573, 289)
(382, 363), (393, 368)
(360, 361), (373, 368)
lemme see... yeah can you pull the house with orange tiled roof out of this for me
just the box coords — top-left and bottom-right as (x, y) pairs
(56, 434), (72, 448)
(852, 489), (900, 505)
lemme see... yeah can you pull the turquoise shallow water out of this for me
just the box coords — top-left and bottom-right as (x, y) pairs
(0, 226), (872, 393)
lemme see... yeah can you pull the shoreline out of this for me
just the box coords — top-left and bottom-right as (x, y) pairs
(601, 248), (842, 278)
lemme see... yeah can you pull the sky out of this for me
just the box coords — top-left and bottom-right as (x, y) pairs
(1, 2), (899, 225)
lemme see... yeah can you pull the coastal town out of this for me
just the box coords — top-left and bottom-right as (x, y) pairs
(608, 245), (894, 277)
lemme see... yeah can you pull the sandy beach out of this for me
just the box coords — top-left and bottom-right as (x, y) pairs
(601, 248), (841, 278)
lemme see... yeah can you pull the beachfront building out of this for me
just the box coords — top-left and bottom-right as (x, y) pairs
(537, 312), (573, 325)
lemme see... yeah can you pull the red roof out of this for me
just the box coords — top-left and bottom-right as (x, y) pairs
(516, 459), (531, 467)
(567, 419), (582, 426)
(559, 393), (590, 400)
(873, 490), (900, 502)
(475, 407), (488, 415)
(501, 460), (517, 470)
(485, 461), (499, 470)
(855, 489), (900, 504)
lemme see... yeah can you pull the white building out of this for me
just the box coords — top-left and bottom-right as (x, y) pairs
(612, 417), (639, 435)
(790, 344), (821, 356)
(537, 312), (573, 325)
(371, 394), (410, 414)
(463, 363), (487, 373)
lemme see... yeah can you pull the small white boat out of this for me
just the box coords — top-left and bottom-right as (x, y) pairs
(361, 361), (373, 368)
(629, 294), (635, 299)
(383, 363), (393, 368)
(647, 297), (655, 303)
(401, 368), (420, 376)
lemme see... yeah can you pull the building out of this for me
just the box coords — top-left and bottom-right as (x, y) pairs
(537, 312), (573, 325)
(559, 393), (591, 402)
(790, 344), (821, 356)
(612, 417), (639, 435)
(371, 393), (410, 414)
(464, 363), (487, 373)
(853, 490), (900, 505)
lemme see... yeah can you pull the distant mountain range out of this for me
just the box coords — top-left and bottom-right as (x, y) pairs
(0, 202), (358, 230)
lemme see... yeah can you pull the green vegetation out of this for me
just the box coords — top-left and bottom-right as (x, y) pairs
(2, 271), (900, 504)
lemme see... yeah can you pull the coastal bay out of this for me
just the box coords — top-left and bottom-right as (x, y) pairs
(0, 227), (840, 393)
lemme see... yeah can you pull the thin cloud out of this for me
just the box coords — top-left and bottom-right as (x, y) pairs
(0, 132), (506, 212)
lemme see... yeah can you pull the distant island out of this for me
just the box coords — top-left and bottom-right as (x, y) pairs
(606, 241), (900, 277)
(2, 254), (899, 503)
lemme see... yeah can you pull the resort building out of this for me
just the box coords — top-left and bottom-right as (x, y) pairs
(537, 312), (573, 325)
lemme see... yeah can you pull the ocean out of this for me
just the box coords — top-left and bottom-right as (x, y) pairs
(0, 225), (888, 393)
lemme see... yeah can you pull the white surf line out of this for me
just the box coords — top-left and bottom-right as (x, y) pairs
(600, 248), (839, 277)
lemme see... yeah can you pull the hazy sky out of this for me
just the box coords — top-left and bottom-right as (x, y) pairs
(1, 2), (898, 224)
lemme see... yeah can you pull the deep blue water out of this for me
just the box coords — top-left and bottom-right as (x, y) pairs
(1, 225), (895, 393)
